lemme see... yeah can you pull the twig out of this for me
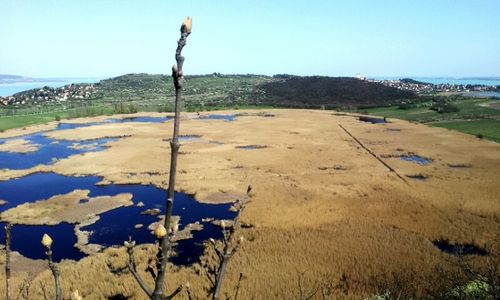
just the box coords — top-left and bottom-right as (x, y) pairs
(5, 223), (11, 300)
(234, 273), (244, 300)
(125, 17), (191, 300)
(211, 199), (247, 300)
(153, 16), (192, 300)
(125, 238), (153, 298)
(185, 283), (193, 300)
(42, 234), (61, 300)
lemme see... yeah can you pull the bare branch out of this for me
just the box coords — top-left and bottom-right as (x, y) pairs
(125, 238), (153, 298)
(185, 284), (194, 300)
(211, 199), (248, 300)
(164, 285), (183, 300)
(234, 273), (244, 300)
(5, 223), (11, 300)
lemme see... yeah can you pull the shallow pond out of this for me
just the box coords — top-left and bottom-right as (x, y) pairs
(0, 134), (116, 170)
(0, 172), (235, 263)
(200, 114), (235, 122)
(358, 116), (386, 124)
(236, 145), (267, 150)
(0, 116), (171, 170)
(400, 154), (432, 165)
(106, 116), (171, 123)
(433, 240), (488, 256)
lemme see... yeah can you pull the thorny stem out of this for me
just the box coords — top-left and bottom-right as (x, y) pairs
(5, 223), (11, 300)
(45, 248), (61, 300)
(152, 23), (191, 300)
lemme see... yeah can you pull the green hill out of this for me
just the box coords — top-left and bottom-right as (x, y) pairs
(92, 73), (416, 110)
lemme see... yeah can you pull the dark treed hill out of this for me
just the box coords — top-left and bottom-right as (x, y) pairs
(254, 76), (417, 109)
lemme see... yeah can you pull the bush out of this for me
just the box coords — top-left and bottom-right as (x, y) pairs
(477, 133), (484, 139)
(55, 115), (61, 121)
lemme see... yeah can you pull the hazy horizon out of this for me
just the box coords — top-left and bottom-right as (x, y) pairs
(1, 0), (499, 78)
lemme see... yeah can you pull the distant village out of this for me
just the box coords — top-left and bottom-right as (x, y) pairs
(0, 83), (97, 107)
(354, 74), (499, 94)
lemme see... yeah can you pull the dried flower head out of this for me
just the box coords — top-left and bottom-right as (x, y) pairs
(172, 222), (179, 233)
(124, 240), (136, 248)
(181, 16), (192, 34)
(154, 224), (167, 239)
(41, 233), (53, 248)
(71, 290), (83, 300)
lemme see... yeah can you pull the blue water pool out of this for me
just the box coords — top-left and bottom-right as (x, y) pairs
(106, 116), (171, 123)
(200, 114), (235, 122)
(0, 134), (116, 170)
(400, 154), (432, 165)
(0, 172), (236, 263)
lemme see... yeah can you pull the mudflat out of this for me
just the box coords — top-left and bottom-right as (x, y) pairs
(0, 109), (499, 299)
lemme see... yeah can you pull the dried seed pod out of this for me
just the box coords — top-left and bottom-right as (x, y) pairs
(181, 16), (192, 34)
(71, 290), (83, 300)
(41, 233), (53, 249)
(154, 224), (167, 239)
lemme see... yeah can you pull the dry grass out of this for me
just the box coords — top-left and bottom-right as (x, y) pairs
(0, 109), (499, 298)
(0, 138), (39, 153)
(0, 190), (133, 225)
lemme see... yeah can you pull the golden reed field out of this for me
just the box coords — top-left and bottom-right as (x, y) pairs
(1, 109), (499, 299)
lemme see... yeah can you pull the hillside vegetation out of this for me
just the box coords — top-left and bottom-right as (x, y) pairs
(93, 73), (416, 109)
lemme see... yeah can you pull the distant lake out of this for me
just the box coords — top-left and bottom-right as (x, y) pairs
(462, 91), (500, 99)
(373, 77), (500, 87)
(0, 78), (102, 97)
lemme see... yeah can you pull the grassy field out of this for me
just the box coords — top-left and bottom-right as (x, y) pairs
(0, 111), (69, 132)
(431, 119), (500, 142)
(365, 98), (500, 142)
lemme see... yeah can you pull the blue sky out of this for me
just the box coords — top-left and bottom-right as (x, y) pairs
(1, 0), (499, 78)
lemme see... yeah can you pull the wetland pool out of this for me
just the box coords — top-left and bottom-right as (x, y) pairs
(0, 114), (240, 263)
(0, 172), (235, 263)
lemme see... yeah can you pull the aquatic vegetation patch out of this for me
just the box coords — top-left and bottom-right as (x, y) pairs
(406, 174), (428, 180)
(448, 163), (472, 168)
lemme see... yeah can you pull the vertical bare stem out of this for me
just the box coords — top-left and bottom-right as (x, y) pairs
(45, 250), (61, 300)
(152, 17), (191, 300)
(5, 223), (11, 300)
